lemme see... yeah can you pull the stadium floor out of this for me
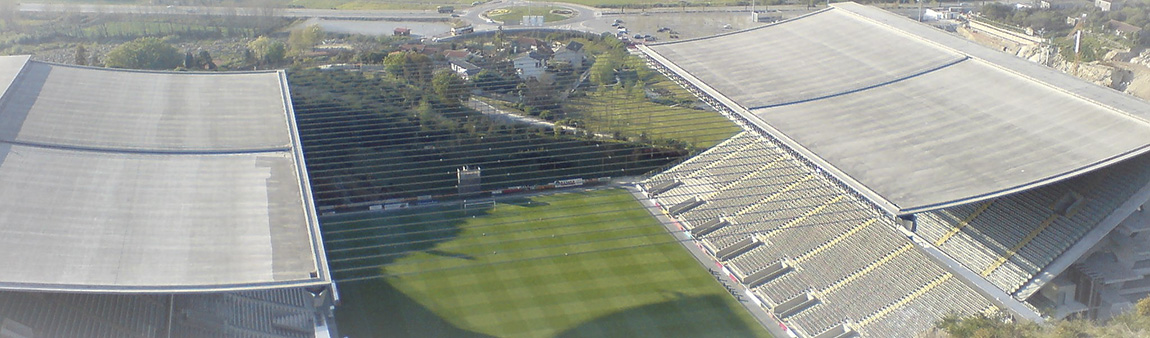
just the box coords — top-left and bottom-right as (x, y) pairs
(326, 189), (771, 337)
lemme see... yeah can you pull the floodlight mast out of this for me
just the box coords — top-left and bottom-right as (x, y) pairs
(1073, 30), (1082, 76)
(918, 0), (923, 22)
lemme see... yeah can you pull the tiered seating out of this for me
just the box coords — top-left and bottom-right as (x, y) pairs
(860, 277), (993, 338)
(728, 202), (872, 276)
(171, 287), (316, 338)
(646, 131), (757, 187)
(234, 288), (314, 308)
(642, 131), (996, 338)
(756, 219), (904, 304)
(0, 291), (169, 338)
(652, 176), (717, 210)
(790, 248), (946, 334)
(680, 162), (804, 225)
(914, 155), (1150, 296)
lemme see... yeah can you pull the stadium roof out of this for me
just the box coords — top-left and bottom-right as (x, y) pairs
(640, 3), (1150, 215)
(0, 56), (329, 292)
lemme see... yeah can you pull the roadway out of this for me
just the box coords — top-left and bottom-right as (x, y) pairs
(459, 0), (611, 34)
(15, 1), (758, 36)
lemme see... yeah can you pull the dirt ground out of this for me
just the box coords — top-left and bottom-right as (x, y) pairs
(958, 26), (1023, 55)
(1111, 61), (1150, 101)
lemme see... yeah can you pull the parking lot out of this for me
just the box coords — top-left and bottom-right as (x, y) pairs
(604, 7), (819, 42)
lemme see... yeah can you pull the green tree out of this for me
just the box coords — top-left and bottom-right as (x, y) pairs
(198, 50), (216, 70)
(630, 79), (647, 100)
(473, 69), (516, 92)
(288, 24), (324, 54)
(384, 52), (408, 76)
(104, 37), (182, 70)
(1137, 296), (1150, 316)
(935, 312), (1041, 338)
(979, 3), (1014, 22)
(74, 45), (88, 66)
(248, 36), (286, 65)
(432, 69), (469, 105)
(589, 55), (617, 86)
(383, 51), (432, 83)
(355, 50), (387, 64)
(184, 51), (196, 69)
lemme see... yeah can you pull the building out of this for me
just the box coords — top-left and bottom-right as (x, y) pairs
(638, 3), (1150, 336)
(552, 41), (586, 70)
(443, 49), (471, 60)
(0, 56), (334, 337)
(1096, 0), (1124, 11)
(449, 58), (480, 80)
(512, 51), (547, 80)
(511, 37), (554, 55)
(457, 166), (482, 195)
(1106, 19), (1142, 38)
(1040, 0), (1090, 9)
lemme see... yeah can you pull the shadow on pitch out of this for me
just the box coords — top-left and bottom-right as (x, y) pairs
(335, 278), (495, 338)
(321, 205), (482, 281)
(553, 294), (763, 338)
(425, 249), (477, 260)
(499, 197), (550, 208)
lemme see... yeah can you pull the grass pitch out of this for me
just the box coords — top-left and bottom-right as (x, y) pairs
(324, 188), (771, 337)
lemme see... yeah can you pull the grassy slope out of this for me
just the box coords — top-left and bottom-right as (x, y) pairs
(327, 189), (771, 337)
(565, 88), (741, 150)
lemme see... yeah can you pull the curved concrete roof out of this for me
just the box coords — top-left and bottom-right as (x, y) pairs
(0, 57), (328, 292)
(641, 3), (1150, 214)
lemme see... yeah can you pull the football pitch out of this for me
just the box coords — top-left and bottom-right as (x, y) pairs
(323, 188), (771, 337)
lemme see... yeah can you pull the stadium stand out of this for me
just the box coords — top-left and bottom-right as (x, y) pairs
(916, 155), (1150, 298)
(641, 3), (1150, 216)
(0, 56), (335, 337)
(636, 1), (1150, 335)
(643, 131), (995, 338)
(0, 288), (324, 338)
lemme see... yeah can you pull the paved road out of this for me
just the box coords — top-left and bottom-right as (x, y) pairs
(467, 97), (613, 138)
(460, 0), (611, 34)
(17, 1), (767, 37)
(18, 2), (447, 19)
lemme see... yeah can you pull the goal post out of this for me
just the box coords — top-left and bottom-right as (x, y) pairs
(462, 199), (496, 211)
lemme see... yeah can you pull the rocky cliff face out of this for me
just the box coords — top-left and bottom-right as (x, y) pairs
(958, 23), (1150, 101)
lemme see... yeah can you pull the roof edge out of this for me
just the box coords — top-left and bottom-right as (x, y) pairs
(902, 144), (1150, 215)
(0, 55), (31, 115)
(637, 44), (902, 216)
(31, 58), (281, 75)
(280, 69), (333, 285)
(0, 278), (331, 294)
